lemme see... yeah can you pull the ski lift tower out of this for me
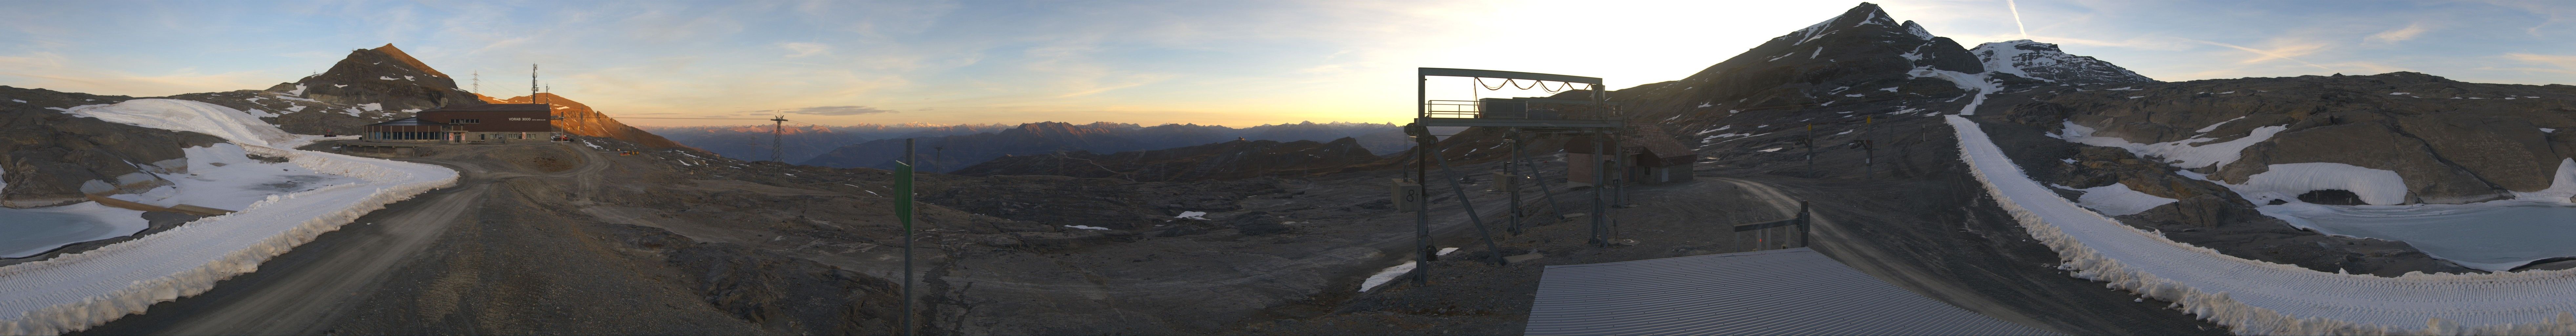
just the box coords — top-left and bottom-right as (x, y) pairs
(1403, 68), (1625, 285)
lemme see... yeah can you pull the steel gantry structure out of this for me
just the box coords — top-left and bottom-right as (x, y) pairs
(1403, 68), (1626, 285)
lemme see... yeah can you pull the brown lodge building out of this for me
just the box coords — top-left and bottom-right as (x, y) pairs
(361, 104), (558, 142)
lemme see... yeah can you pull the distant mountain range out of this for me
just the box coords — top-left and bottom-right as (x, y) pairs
(949, 137), (1383, 182)
(641, 123), (1010, 163)
(796, 121), (1408, 173)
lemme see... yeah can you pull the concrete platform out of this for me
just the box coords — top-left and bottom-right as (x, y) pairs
(1524, 247), (2055, 336)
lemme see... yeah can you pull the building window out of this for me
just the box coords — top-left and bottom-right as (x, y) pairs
(450, 118), (480, 124)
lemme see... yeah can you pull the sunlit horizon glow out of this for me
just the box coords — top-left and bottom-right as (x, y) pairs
(3, 1), (2571, 127)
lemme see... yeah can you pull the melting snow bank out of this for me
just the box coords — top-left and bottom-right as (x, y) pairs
(1910, 69), (1997, 115)
(2055, 120), (2287, 170)
(1358, 248), (1458, 292)
(1, 100), (458, 335)
(2052, 183), (2177, 216)
(1947, 115), (2576, 335)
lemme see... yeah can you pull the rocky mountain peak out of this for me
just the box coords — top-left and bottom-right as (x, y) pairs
(264, 44), (483, 113)
(1971, 39), (2155, 86)
(1615, 2), (1991, 122)
(1899, 20), (1934, 40)
(370, 44), (448, 78)
(1775, 2), (1904, 46)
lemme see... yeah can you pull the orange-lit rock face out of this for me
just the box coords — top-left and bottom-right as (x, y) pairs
(496, 93), (693, 150)
(369, 44), (448, 78)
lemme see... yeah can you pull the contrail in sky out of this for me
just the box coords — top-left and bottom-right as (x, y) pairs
(2006, 0), (2029, 39)
(2189, 39), (2341, 73)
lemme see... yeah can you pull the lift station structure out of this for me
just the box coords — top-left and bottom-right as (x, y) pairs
(1402, 67), (1627, 285)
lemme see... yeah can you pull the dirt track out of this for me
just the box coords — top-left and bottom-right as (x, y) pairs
(77, 143), (774, 335)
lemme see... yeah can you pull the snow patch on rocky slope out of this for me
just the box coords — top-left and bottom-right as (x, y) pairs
(1, 100), (458, 335)
(2054, 120), (2284, 169)
(1970, 40), (2154, 85)
(1951, 115), (2576, 334)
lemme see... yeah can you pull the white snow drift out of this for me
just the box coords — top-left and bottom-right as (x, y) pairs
(2054, 182), (2177, 216)
(2055, 120), (2285, 169)
(2227, 162), (2410, 205)
(1950, 115), (2576, 334)
(1, 99), (457, 335)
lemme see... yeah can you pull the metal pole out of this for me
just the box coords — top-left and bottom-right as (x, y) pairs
(899, 138), (915, 336)
(1505, 132), (1524, 235)
(1413, 129), (1433, 285)
(1414, 74), (1433, 285)
(1429, 139), (1509, 265)
(1610, 133), (1624, 241)
(772, 116), (787, 162)
(1798, 200), (1811, 247)
(1590, 131), (1608, 246)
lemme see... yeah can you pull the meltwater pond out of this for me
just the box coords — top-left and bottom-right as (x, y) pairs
(0, 202), (149, 258)
(2265, 202), (2576, 271)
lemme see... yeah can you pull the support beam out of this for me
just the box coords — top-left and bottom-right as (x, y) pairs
(1410, 123), (1433, 286)
(1427, 136), (1509, 266)
(1505, 132), (1524, 235)
(1519, 142), (1568, 221)
(1417, 68), (1602, 84)
(1590, 130), (1608, 246)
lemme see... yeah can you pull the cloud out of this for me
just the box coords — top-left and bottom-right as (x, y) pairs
(2364, 23), (2428, 45)
(766, 105), (898, 116)
(2505, 53), (2576, 74)
(781, 42), (829, 58)
(0, 51), (286, 96)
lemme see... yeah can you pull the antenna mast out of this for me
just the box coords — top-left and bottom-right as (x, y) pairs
(531, 64), (541, 104)
(770, 115), (789, 162)
(472, 71), (480, 95)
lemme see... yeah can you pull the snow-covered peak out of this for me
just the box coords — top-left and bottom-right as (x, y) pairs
(1971, 39), (2154, 85)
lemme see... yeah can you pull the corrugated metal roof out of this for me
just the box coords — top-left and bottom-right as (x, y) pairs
(1525, 247), (2056, 336)
(426, 103), (549, 112)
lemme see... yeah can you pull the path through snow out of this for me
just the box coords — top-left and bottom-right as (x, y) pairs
(0, 99), (458, 335)
(1947, 115), (2576, 334)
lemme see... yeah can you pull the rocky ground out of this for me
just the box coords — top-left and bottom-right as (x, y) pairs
(0, 86), (229, 208)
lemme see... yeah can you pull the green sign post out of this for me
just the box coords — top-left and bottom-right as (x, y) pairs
(896, 139), (915, 336)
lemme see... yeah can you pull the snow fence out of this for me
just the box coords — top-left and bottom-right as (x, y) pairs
(1945, 115), (2576, 335)
(0, 135), (456, 334)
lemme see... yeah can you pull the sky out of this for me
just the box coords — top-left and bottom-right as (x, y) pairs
(3, 1), (2573, 127)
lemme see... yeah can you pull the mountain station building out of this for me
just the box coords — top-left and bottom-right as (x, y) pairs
(360, 103), (559, 143)
(1564, 130), (1698, 186)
